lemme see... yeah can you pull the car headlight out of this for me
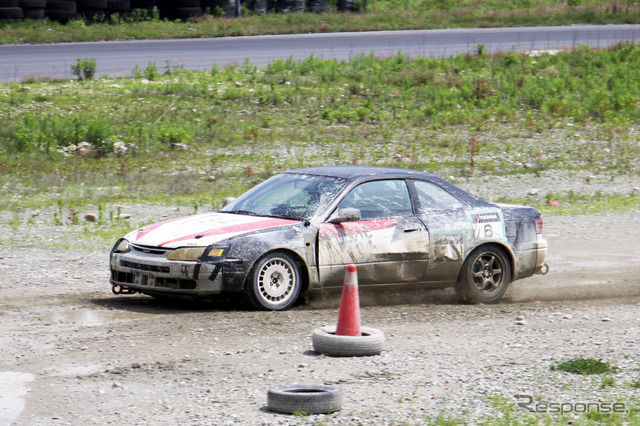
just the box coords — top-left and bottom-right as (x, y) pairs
(114, 239), (130, 253)
(167, 247), (206, 261)
(167, 245), (228, 261)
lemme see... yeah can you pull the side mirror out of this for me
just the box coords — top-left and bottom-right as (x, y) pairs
(328, 208), (361, 224)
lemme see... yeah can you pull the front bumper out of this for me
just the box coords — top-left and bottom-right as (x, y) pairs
(110, 248), (236, 296)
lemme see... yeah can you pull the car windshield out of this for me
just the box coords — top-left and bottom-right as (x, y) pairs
(221, 173), (348, 220)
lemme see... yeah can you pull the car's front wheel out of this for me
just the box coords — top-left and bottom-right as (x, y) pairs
(246, 251), (302, 311)
(454, 246), (512, 304)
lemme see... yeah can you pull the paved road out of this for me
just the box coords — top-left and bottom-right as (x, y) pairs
(1, 24), (640, 82)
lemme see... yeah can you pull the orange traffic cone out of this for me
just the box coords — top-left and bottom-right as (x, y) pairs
(335, 264), (361, 336)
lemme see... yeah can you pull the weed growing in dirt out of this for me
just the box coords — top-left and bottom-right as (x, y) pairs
(70, 58), (97, 81)
(600, 376), (616, 389)
(551, 357), (619, 375)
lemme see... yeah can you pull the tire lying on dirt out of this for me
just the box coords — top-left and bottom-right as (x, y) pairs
(267, 384), (342, 414)
(312, 326), (384, 357)
(454, 245), (512, 304)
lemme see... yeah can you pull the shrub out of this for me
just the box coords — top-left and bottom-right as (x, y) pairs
(71, 58), (97, 80)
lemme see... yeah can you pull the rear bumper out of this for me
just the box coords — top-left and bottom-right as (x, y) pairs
(534, 235), (549, 274)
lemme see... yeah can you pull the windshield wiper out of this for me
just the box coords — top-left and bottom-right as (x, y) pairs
(220, 209), (261, 216)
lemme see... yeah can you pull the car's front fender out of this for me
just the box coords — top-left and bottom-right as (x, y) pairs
(216, 224), (310, 292)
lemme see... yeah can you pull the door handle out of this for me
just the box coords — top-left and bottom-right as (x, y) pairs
(403, 228), (420, 233)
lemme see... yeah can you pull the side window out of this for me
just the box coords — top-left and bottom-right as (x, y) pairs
(338, 180), (412, 220)
(413, 180), (465, 211)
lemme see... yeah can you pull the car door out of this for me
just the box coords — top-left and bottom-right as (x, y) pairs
(409, 179), (474, 283)
(317, 179), (429, 288)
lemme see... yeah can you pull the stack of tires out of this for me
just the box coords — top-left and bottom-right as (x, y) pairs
(76, 0), (107, 21)
(272, 0), (303, 13)
(158, 0), (202, 20)
(306, 0), (326, 13)
(0, 0), (24, 20)
(337, 0), (365, 12)
(45, 0), (77, 22)
(202, 0), (239, 17)
(106, 0), (130, 19)
(1, 0), (364, 22)
(19, 0), (46, 19)
(245, 0), (325, 15)
(129, 0), (154, 19)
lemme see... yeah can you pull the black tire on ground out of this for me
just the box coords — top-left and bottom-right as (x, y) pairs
(201, 0), (238, 16)
(46, 0), (77, 11)
(306, 0), (326, 13)
(246, 0), (266, 14)
(78, 7), (105, 20)
(171, 0), (200, 7)
(44, 9), (77, 20)
(338, 0), (365, 11)
(245, 251), (302, 311)
(454, 245), (512, 304)
(0, 6), (23, 17)
(336, 0), (350, 11)
(76, 0), (107, 8)
(23, 7), (45, 17)
(311, 326), (385, 357)
(19, 0), (45, 7)
(130, 0), (154, 8)
(273, 0), (302, 13)
(267, 384), (342, 414)
(129, 7), (153, 17)
(163, 6), (201, 18)
(107, 0), (130, 12)
(0, 0), (19, 7)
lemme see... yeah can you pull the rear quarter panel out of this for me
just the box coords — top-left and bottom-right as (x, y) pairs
(497, 203), (544, 280)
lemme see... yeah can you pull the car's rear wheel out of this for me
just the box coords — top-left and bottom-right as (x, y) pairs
(455, 246), (511, 304)
(246, 251), (301, 311)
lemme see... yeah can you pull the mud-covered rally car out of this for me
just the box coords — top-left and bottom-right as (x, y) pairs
(110, 166), (548, 310)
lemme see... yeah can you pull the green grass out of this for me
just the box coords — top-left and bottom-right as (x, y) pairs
(500, 191), (640, 216)
(1, 0), (640, 44)
(2, 44), (640, 212)
(551, 357), (619, 375)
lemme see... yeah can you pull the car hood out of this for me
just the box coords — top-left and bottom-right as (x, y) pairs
(126, 212), (300, 248)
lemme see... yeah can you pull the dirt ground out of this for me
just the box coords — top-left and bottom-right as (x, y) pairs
(1, 210), (640, 424)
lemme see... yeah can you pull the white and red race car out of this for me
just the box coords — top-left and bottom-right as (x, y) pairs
(110, 165), (548, 310)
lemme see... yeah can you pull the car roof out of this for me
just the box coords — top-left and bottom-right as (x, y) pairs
(286, 165), (492, 207)
(286, 165), (441, 181)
